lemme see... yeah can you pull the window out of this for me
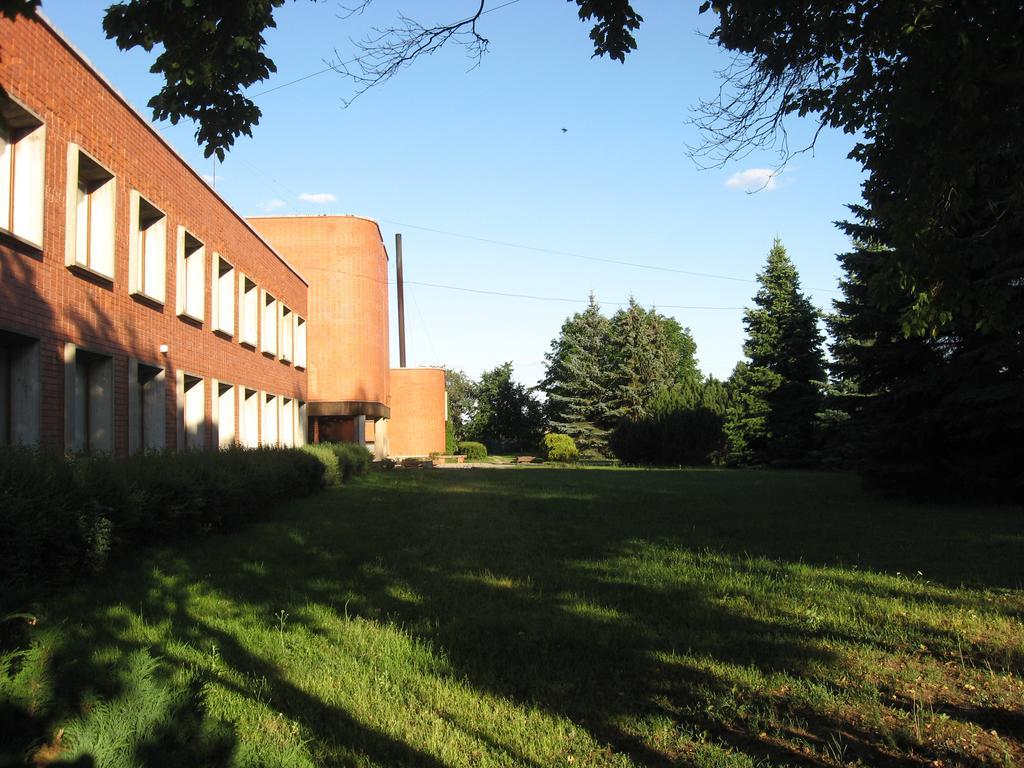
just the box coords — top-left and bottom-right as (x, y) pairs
(261, 291), (277, 356)
(239, 275), (258, 347)
(0, 330), (40, 446)
(64, 344), (113, 453)
(212, 254), (235, 335)
(296, 401), (307, 446)
(262, 392), (278, 445)
(128, 360), (165, 453)
(280, 397), (294, 447)
(0, 96), (45, 247)
(295, 316), (307, 369)
(215, 381), (235, 448)
(65, 144), (115, 278)
(128, 192), (166, 303)
(280, 305), (293, 362)
(176, 227), (205, 322)
(239, 387), (259, 447)
(178, 372), (205, 450)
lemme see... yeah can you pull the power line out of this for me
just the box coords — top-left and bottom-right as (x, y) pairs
(154, 0), (527, 131)
(251, 65), (338, 98)
(407, 284), (440, 361)
(406, 279), (743, 310)
(140, 0), (839, 301)
(209, 147), (837, 306)
(295, 262), (743, 309)
(377, 217), (842, 295)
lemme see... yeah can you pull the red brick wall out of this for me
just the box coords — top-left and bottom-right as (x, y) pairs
(389, 367), (446, 457)
(247, 215), (390, 410)
(0, 15), (307, 452)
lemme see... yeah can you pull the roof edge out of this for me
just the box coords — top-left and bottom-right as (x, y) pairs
(33, 11), (309, 287)
(246, 214), (390, 261)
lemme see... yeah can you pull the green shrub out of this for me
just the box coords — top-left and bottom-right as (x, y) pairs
(0, 446), (109, 604)
(456, 441), (487, 461)
(302, 442), (372, 486)
(445, 420), (457, 454)
(328, 442), (373, 482)
(0, 445), (324, 613)
(302, 444), (343, 487)
(541, 433), (579, 463)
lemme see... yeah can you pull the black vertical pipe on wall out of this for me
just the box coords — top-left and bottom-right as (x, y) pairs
(396, 233), (406, 368)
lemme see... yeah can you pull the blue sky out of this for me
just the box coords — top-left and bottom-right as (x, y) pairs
(43, 0), (865, 386)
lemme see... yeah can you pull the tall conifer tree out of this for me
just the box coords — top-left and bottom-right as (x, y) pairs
(607, 298), (673, 422)
(541, 296), (614, 456)
(726, 239), (826, 464)
(829, 209), (1024, 498)
(543, 297), (703, 456)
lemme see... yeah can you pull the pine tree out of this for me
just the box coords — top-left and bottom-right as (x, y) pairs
(829, 209), (1024, 499)
(606, 298), (674, 422)
(726, 239), (826, 465)
(660, 316), (702, 392)
(541, 296), (614, 456)
(700, 375), (730, 417)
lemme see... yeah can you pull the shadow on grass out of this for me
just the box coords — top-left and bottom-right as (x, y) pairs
(2, 468), (1021, 766)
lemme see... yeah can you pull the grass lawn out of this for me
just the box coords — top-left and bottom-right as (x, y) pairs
(2, 468), (1022, 767)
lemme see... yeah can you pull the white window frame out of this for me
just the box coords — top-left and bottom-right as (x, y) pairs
(176, 371), (206, 450)
(261, 290), (278, 357)
(262, 391), (279, 446)
(280, 397), (295, 447)
(175, 226), (205, 322)
(239, 387), (259, 448)
(128, 191), (167, 304)
(280, 305), (293, 363)
(65, 144), (116, 280)
(211, 253), (235, 336)
(296, 401), (307, 447)
(213, 379), (236, 448)
(0, 330), (41, 446)
(239, 274), (259, 347)
(63, 343), (114, 453)
(294, 316), (307, 369)
(0, 96), (46, 247)
(128, 359), (166, 453)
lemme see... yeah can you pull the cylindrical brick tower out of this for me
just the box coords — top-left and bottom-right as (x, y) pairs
(247, 215), (390, 453)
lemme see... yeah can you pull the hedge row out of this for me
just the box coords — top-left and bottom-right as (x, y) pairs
(611, 406), (725, 466)
(301, 442), (373, 486)
(0, 445), (325, 612)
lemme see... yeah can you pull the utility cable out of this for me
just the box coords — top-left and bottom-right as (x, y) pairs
(294, 262), (743, 310)
(376, 217), (841, 295)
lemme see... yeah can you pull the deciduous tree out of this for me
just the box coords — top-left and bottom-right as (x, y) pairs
(440, 367), (476, 443)
(0, 0), (642, 159)
(466, 362), (544, 452)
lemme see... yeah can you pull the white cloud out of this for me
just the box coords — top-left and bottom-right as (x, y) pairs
(298, 192), (337, 204)
(256, 198), (286, 212)
(724, 167), (779, 193)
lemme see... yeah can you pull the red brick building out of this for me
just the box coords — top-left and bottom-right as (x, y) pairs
(0, 14), (445, 458)
(248, 216), (447, 458)
(389, 367), (447, 458)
